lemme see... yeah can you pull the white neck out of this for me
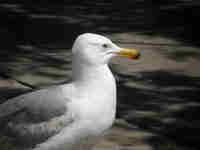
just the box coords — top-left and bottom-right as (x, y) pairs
(72, 59), (117, 124)
(72, 59), (115, 89)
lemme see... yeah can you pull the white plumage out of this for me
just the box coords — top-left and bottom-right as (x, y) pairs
(0, 33), (139, 150)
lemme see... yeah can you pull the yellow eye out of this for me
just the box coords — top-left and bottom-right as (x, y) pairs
(102, 44), (109, 48)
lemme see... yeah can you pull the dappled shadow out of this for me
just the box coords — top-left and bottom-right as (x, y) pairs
(0, 1), (200, 150)
(166, 50), (200, 62)
(0, 1), (200, 84)
(130, 71), (200, 88)
(0, 44), (72, 87)
(116, 70), (200, 150)
(1, 1), (200, 67)
(144, 1), (200, 46)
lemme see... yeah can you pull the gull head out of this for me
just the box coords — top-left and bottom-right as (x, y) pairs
(72, 33), (140, 66)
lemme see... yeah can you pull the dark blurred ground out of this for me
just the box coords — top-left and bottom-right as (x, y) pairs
(0, 1), (200, 150)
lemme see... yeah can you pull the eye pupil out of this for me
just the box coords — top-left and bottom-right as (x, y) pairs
(102, 44), (108, 48)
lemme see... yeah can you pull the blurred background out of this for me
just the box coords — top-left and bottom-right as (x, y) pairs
(0, 1), (200, 150)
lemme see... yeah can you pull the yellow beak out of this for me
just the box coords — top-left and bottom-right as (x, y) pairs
(116, 48), (140, 59)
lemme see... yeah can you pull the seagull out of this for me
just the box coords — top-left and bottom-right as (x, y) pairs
(0, 33), (140, 150)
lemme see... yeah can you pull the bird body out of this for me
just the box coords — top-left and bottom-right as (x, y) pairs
(0, 33), (139, 150)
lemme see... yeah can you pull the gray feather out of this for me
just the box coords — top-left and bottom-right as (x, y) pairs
(0, 86), (74, 149)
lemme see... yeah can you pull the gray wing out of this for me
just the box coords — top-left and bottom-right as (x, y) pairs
(0, 86), (74, 149)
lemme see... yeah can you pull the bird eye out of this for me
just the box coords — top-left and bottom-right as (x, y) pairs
(102, 44), (109, 48)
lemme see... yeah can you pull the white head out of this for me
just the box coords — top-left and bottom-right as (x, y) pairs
(72, 33), (140, 66)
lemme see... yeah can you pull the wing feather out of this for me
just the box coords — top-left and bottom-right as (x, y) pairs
(0, 86), (74, 149)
